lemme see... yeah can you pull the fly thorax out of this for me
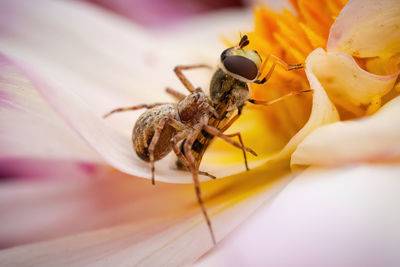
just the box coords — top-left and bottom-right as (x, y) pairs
(209, 68), (231, 105)
(231, 84), (250, 110)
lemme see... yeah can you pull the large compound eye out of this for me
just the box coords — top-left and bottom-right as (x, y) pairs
(222, 55), (258, 81)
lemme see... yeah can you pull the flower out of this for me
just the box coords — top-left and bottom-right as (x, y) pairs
(195, 0), (400, 265)
(0, 0), (399, 266)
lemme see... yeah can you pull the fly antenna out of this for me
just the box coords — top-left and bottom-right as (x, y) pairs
(239, 34), (249, 48)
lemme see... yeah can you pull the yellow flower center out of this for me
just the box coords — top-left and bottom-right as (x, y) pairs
(205, 0), (347, 165)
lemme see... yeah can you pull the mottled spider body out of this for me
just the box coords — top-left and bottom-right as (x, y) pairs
(132, 90), (212, 162)
(132, 104), (177, 162)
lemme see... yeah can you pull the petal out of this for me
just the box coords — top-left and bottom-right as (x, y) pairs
(0, 0), (254, 182)
(270, 52), (339, 160)
(0, 53), (100, 162)
(195, 165), (400, 267)
(0, 161), (292, 265)
(292, 96), (400, 166)
(0, 158), (101, 180)
(328, 0), (400, 59)
(86, 0), (244, 27)
(306, 48), (399, 115)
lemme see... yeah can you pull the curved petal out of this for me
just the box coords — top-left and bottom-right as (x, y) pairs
(270, 52), (339, 160)
(0, 161), (292, 265)
(292, 96), (400, 166)
(0, 53), (99, 163)
(195, 165), (400, 267)
(328, 0), (400, 59)
(0, 0), (254, 182)
(306, 48), (399, 115)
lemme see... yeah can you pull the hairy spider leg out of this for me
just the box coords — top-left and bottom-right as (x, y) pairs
(103, 103), (167, 118)
(173, 64), (212, 93)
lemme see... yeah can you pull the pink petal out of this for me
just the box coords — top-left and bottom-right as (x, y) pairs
(0, 53), (100, 163)
(0, 163), (292, 265)
(0, 158), (100, 180)
(0, 0), (254, 183)
(292, 96), (400, 166)
(85, 0), (243, 27)
(195, 165), (400, 267)
(328, 0), (400, 58)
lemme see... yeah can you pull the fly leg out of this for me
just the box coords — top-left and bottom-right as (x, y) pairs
(174, 64), (212, 93)
(224, 132), (250, 171)
(218, 113), (252, 171)
(198, 170), (217, 180)
(103, 103), (167, 118)
(254, 54), (304, 84)
(220, 113), (240, 132)
(202, 125), (257, 157)
(183, 120), (216, 245)
(270, 54), (304, 71)
(248, 89), (313, 106)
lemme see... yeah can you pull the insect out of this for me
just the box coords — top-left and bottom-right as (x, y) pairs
(179, 35), (308, 172)
(104, 34), (310, 245)
(175, 35), (310, 243)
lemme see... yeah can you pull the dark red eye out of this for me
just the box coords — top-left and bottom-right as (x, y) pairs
(222, 55), (258, 80)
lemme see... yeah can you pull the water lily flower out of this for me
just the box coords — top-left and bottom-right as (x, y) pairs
(0, 0), (399, 266)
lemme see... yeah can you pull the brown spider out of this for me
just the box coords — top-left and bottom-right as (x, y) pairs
(104, 35), (311, 245)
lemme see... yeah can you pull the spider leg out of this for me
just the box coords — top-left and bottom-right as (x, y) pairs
(184, 122), (216, 245)
(165, 87), (186, 101)
(174, 64), (211, 93)
(171, 131), (216, 179)
(148, 118), (186, 185)
(103, 103), (166, 118)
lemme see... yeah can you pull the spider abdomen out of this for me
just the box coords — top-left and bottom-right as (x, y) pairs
(132, 104), (178, 161)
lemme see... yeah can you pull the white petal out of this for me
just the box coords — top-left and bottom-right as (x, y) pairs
(0, 53), (99, 162)
(292, 96), (400, 166)
(306, 48), (398, 111)
(270, 51), (339, 160)
(328, 0), (400, 59)
(0, 163), (293, 266)
(0, 0), (254, 182)
(195, 165), (400, 267)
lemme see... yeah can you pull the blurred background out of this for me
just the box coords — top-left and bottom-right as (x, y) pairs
(85, 0), (244, 28)
(83, 0), (292, 29)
